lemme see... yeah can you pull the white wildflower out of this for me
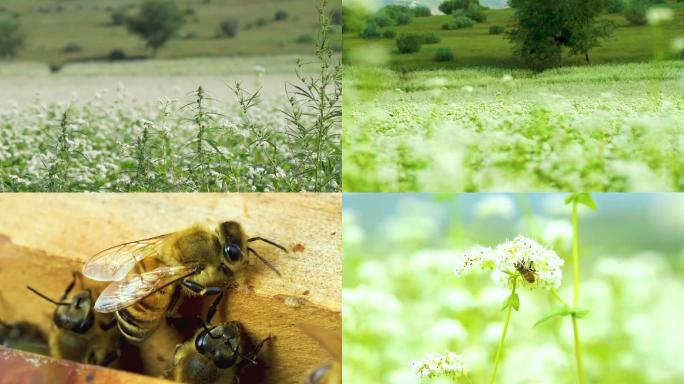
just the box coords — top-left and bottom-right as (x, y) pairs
(411, 352), (468, 380)
(474, 194), (516, 219)
(671, 37), (684, 54)
(501, 74), (513, 82)
(458, 236), (563, 290)
(461, 85), (474, 93)
(494, 236), (564, 290)
(454, 245), (494, 276)
(647, 7), (674, 25)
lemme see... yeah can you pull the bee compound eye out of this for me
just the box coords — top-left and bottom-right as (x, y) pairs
(225, 243), (242, 262)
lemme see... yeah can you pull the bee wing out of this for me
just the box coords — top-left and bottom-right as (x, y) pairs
(83, 233), (172, 281)
(298, 323), (341, 362)
(94, 265), (195, 313)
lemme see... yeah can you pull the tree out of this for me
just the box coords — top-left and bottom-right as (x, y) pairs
(0, 16), (25, 59)
(438, 0), (478, 15)
(219, 18), (239, 37)
(127, 0), (185, 57)
(507, 0), (613, 70)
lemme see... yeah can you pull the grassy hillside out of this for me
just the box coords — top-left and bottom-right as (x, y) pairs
(0, 0), (341, 64)
(344, 4), (684, 70)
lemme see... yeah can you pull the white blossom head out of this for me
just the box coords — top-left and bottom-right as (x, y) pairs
(494, 235), (564, 290)
(457, 236), (563, 291)
(411, 352), (468, 380)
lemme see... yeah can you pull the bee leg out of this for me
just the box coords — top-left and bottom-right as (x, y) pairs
(205, 291), (224, 324)
(100, 350), (120, 367)
(181, 280), (222, 296)
(247, 237), (288, 253)
(100, 316), (117, 331)
(236, 335), (272, 371)
(165, 285), (183, 319)
(59, 272), (78, 301)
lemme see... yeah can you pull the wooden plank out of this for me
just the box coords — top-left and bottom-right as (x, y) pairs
(0, 193), (341, 383)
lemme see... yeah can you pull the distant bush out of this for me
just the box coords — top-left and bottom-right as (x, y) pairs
(219, 17), (239, 37)
(438, 0), (478, 15)
(396, 12), (412, 25)
(452, 14), (475, 29)
(110, 7), (128, 25)
(413, 5), (431, 17)
(383, 30), (396, 39)
(274, 10), (288, 21)
(605, 0), (626, 13)
(256, 18), (269, 27)
(421, 31), (441, 44)
(361, 21), (382, 39)
(489, 25), (505, 34)
(442, 23), (451, 30)
(434, 46), (454, 61)
(372, 14), (392, 27)
(183, 31), (198, 39)
(296, 34), (314, 44)
(624, 4), (647, 26)
(0, 16), (25, 58)
(63, 42), (83, 53)
(108, 49), (126, 61)
(330, 8), (342, 25)
(396, 33), (422, 53)
(465, 3), (487, 22)
(184, 8), (196, 16)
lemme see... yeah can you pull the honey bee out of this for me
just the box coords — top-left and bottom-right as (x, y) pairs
(298, 324), (341, 384)
(0, 319), (49, 356)
(26, 273), (121, 366)
(169, 295), (271, 384)
(82, 221), (286, 343)
(514, 260), (537, 283)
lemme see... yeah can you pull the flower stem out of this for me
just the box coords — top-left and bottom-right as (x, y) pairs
(489, 279), (516, 384)
(571, 201), (585, 384)
(464, 374), (474, 384)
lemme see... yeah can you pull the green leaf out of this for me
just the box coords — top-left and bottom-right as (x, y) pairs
(501, 294), (511, 310)
(511, 293), (520, 311)
(574, 308), (590, 318)
(565, 193), (597, 210)
(534, 306), (573, 327)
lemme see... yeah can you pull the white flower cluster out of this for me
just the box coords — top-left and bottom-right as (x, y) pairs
(411, 352), (468, 380)
(456, 236), (564, 290)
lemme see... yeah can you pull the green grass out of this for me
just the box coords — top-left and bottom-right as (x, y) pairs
(343, 5), (684, 70)
(0, 0), (341, 64)
(343, 61), (684, 192)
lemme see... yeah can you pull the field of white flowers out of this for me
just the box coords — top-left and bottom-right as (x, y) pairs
(0, 59), (340, 192)
(343, 61), (684, 192)
(343, 193), (684, 384)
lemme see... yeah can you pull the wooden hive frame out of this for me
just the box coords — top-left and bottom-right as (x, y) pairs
(0, 193), (341, 384)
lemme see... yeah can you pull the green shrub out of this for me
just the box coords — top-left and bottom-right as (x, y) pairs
(396, 12), (412, 25)
(442, 23), (452, 30)
(383, 30), (397, 38)
(452, 15), (475, 29)
(413, 5), (431, 17)
(274, 10), (288, 21)
(373, 14), (392, 27)
(63, 42), (83, 53)
(396, 33), (422, 53)
(219, 17), (239, 37)
(108, 49), (126, 61)
(296, 34), (314, 44)
(489, 25), (505, 34)
(606, 0), (626, 13)
(0, 16), (25, 58)
(361, 21), (382, 39)
(465, 3), (487, 22)
(421, 31), (441, 44)
(110, 7), (128, 25)
(624, 4), (647, 26)
(434, 46), (454, 61)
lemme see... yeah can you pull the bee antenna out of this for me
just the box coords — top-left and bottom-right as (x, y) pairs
(26, 286), (70, 306)
(247, 237), (288, 253)
(248, 247), (281, 277)
(198, 316), (221, 339)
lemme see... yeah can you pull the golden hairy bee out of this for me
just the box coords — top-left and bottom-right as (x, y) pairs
(82, 221), (286, 343)
(27, 273), (121, 366)
(169, 295), (271, 384)
(514, 260), (537, 283)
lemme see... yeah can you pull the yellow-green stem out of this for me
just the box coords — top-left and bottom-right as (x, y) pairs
(489, 279), (516, 384)
(571, 201), (585, 384)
